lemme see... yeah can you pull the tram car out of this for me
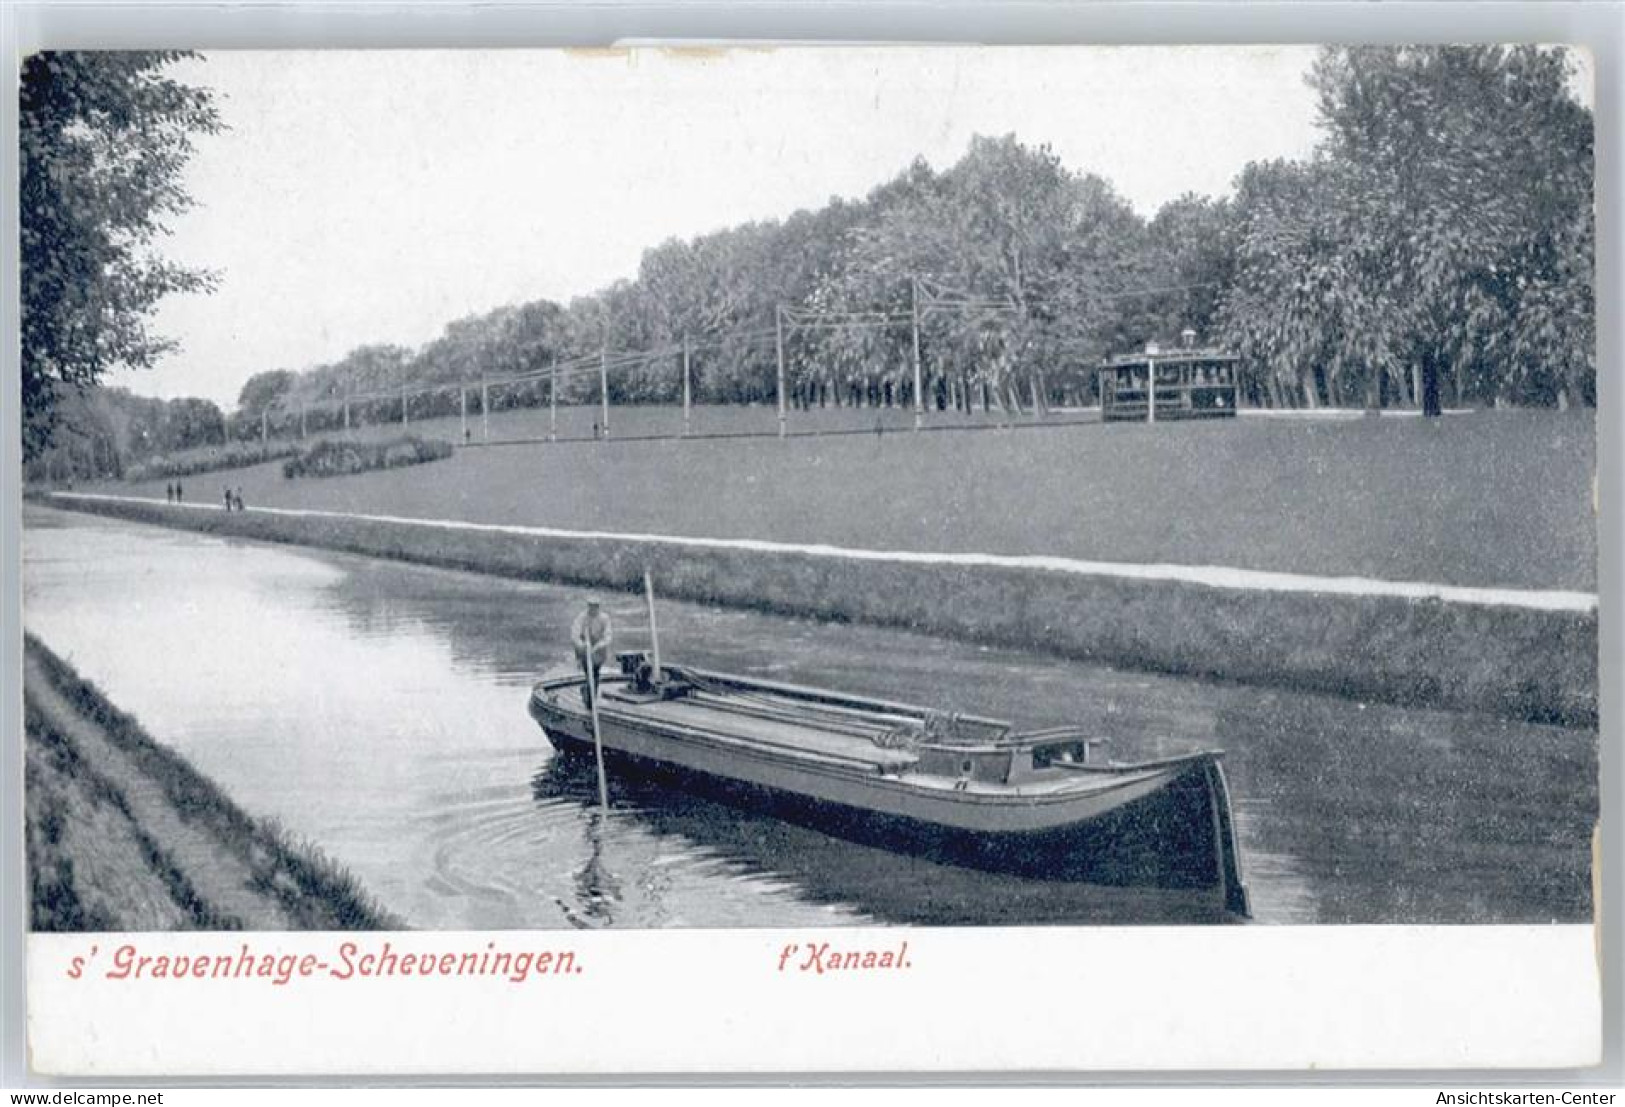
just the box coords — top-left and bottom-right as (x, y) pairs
(1099, 343), (1240, 423)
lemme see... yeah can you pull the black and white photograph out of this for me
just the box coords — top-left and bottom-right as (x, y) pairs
(13, 42), (1603, 1074)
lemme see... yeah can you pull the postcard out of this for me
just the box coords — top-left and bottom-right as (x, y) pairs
(16, 44), (1601, 1076)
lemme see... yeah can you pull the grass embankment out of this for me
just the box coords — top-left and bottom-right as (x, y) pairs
(106, 407), (1595, 591)
(24, 634), (402, 931)
(47, 493), (1598, 727)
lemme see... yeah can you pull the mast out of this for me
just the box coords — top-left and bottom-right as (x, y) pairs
(644, 569), (661, 677)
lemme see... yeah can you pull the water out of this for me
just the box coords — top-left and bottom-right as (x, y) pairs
(22, 505), (1596, 927)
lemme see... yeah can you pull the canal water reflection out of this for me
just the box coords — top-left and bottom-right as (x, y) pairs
(22, 506), (1596, 927)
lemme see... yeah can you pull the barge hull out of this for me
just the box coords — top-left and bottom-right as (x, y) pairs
(539, 723), (1249, 914)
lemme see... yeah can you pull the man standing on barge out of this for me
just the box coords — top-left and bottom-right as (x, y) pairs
(571, 598), (613, 707)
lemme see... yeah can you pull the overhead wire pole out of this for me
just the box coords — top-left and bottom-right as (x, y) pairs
(681, 334), (692, 437)
(241, 284), (1205, 460)
(459, 386), (468, 441)
(911, 277), (924, 431)
(598, 347), (610, 439)
(549, 361), (558, 442)
(775, 305), (787, 438)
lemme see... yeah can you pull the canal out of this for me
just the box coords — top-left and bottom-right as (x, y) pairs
(22, 505), (1596, 928)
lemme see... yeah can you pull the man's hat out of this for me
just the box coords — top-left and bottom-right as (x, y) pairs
(586, 597), (601, 607)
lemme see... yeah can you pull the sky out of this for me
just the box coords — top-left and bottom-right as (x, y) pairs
(131, 45), (1336, 409)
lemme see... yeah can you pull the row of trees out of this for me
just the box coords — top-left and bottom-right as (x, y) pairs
(19, 387), (228, 482)
(242, 45), (1592, 430)
(1225, 46), (1595, 411)
(232, 137), (1241, 431)
(22, 46), (1596, 475)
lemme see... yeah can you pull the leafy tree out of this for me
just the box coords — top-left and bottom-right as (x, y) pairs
(1221, 158), (1370, 408)
(330, 344), (413, 393)
(20, 51), (221, 459)
(812, 137), (1152, 411)
(161, 396), (226, 451)
(1143, 194), (1238, 346)
(1224, 45), (1594, 412)
(235, 369), (297, 420)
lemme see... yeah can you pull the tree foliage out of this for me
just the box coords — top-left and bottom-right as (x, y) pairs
(1221, 45), (1594, 410)
(20, 51), (222, 459)
(808, 138), (1152, 408)
(188, 135), (1200, 424)
(255, 61), (1588, 423)
(34, 45), (1592, 467)
(235, 369), (298, 423)
(20, 386), (226, 483)
(1143, 194), (1237, 350)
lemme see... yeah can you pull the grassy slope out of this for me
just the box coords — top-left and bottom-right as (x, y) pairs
(110, 407), (1596, 591)
(24, 635), (403, 931)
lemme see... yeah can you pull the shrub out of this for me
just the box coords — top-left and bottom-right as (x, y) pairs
(283, 434), (454, 479)
(125, 440), (302, 482)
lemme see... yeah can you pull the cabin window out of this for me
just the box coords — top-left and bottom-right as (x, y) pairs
(1032, 741), (1089, 768)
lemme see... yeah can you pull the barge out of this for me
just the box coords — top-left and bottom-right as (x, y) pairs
(529, 652), (1250, 916)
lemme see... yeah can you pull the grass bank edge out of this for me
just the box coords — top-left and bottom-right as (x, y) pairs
(24, 632), (404, 931)
(36, 495), (1598, 729)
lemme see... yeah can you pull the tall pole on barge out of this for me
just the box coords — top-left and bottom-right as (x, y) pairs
(644, 569), (661, 678)
(585, 626), (608, 813)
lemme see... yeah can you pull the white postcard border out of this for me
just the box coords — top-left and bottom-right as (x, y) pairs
(26, 925), (1600, 1076)
(7, 6), (1621, 1088)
